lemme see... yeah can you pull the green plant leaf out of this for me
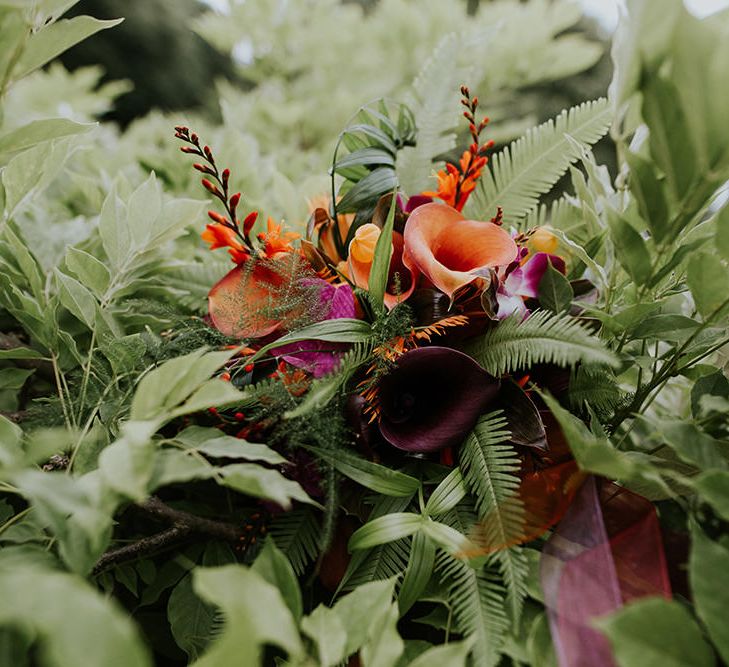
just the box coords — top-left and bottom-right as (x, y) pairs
(251, 541), (303, 623)
(0, 118), (93, 157)
(398, 530), (435, 616)
(174, 426), (285, 464)
(693, 471), (729, 522)
(368, 191), (397, 311)
(307, 445), (420, 497)
(191, 565), (303, 666)
(301, 604), (347, 667)
(408, 639), (474, 667)
(13, 16), (123, 80)
(360, 601), (403, 667)
(348, 513), (423, 551)
(607, 211), (652, 286)
(218, 464), (315, 510)
(0, 564), (152, 667)
(65, 247), (111, 299)
(537, 259), (573, 313)
(690, 525), (729, 663)
(168, 573), (218, 660)
(595, 597), (715, 667)
(687, 252), (729, 318)
(425, 468), (467, 517)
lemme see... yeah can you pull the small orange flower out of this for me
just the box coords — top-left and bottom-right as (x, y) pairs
(423, 150), (488, 212)
(257, 217), (300, 258)
(201, 223), (249, 264)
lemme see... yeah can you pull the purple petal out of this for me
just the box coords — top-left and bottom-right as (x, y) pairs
(275, 282), (356, 377)
(519, 253), (566, 298)
(378, 346), (499, 453)
(404, 194), (433, 213)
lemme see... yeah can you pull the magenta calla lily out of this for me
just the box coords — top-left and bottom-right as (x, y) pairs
(378, 346), (500, 453)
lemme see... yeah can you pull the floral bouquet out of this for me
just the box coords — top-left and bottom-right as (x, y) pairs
(165, 85), (673, 666)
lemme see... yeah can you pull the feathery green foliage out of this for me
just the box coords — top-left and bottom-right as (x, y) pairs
(464, 310), (618, 375)
(466, 98), (611, 224)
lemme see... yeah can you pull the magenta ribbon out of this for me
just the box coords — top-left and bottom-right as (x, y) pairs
(540, 476), (672, 667)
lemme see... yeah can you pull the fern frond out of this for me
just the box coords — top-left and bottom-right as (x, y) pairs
(269, 506), (320, 575)
(341, 538), (412, 591)
(568, 366), (629, 420)
(396, 32), (468, 195)
(459, 413), (528, 622)
(466, 99), (611, 224)
(463, 310), (618, 375)
(437, 505), (508, 667)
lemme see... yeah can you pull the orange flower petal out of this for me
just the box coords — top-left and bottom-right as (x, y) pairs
(403, 202), (518, 299)
(208, 261), (288, 339)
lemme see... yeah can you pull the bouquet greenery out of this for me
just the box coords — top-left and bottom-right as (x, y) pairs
(0, 1), (728, 666)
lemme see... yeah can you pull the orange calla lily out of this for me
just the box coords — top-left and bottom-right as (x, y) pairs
(347, 224), (418, 310)
(403, 202), (518, 299)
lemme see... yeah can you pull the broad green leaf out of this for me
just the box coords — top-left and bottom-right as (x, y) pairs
(251, 541), (302, 622)
(174, 426), (285, 464)
(127, 173), (162, 248)
(98, 187), (131, 270)
(13, 16), (123, 80)
(690, 525), (729, 664)
(717, 205), (729, 261)
(332, 578), (398, 657)
(631, 315), (699, 340)
(307, 445), (420, 497)
(0, 367), (34, 390)
(596, 597), (715, 667)
(55, 269), (98, 329)
(13, 470), (112, 574)
(65, 247), (111, 299)
(168, 573), (217, 660)
(301, 605), (347, 667)
(607, 211), (652, 286)
(0, 565), (152, 667)
(693, 471), (729, 522)
(337, 167), (398, 214)
(398, 531), (435, 615)
(626, 151), (670, 243)
(360, 602), (403, 667)
(0, 118), (93, 157)
(425, 468), (467, 517)
(687, 252), (729, 318)
(98, 420), (158, 501)
(408, 639), (473, 667)
(149, 449), (214, 489)
(192, 565), (303, 666)
(0, 347), (44, 360)
(130, 349), (236, 421)
(0, 415), (24, 467)
(537, 260), (573, 313)
(170, 380), (245, 419)
(368, 191), (397, 310)
(348, 513), (422, 551)
(420, 519), (471, 555)
(642, 419), (728, 471)
(218, 464), (314, 510)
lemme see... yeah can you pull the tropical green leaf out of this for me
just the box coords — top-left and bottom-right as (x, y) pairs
(348, 513), (422, 551)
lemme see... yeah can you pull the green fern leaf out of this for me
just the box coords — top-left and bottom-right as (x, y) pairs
(269, 507), (320, 576)
(463, 310), (618, 375)
(436, 505), (508, 667)
(568, 366), (629, 419)
(396, 31), (475, 195)
(466, 99), (611, 224)
(459, 413), (528, 622)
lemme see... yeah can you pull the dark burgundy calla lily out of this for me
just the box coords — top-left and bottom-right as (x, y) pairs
(378, 346), (499, 453)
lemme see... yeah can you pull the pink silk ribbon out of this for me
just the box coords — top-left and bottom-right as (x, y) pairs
(540, 476), (672, 667)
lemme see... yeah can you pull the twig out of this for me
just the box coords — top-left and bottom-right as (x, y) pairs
(92, 497), (245, 575)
